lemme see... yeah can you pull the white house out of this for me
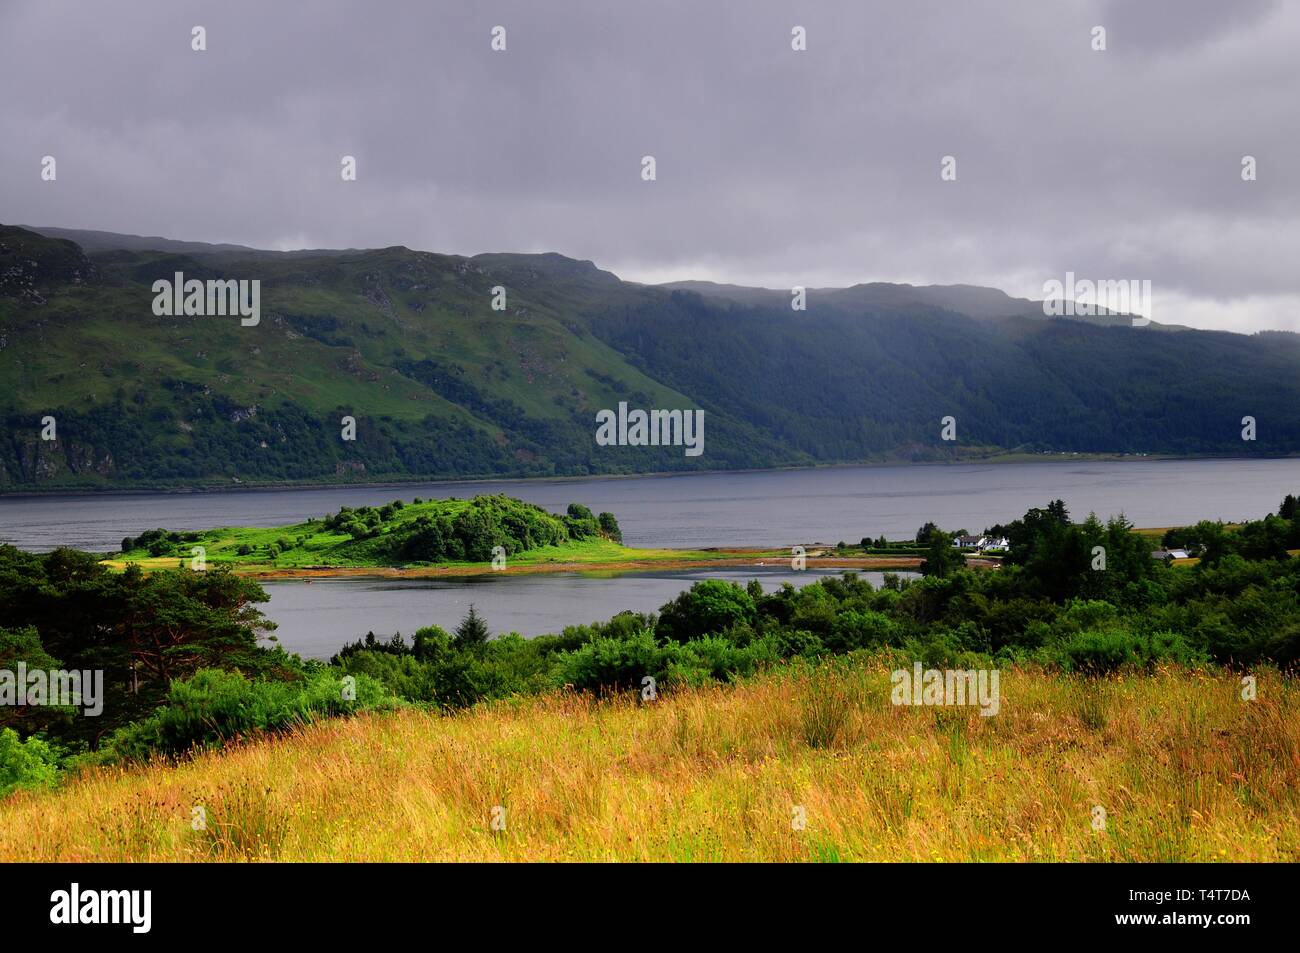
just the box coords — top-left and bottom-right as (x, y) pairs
(952, 534), (1011, 553)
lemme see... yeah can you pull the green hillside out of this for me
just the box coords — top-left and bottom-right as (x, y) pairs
(2, 223), (1299, 490)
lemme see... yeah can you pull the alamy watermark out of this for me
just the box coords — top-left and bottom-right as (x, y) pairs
(1042, 272), (1151, 327)
(595, 402), (704, 457)
(50, 883), (150, 933)
(152, 271), (260, 326)
(891, 662), (1000, 716)
(1, 664), (103, 716)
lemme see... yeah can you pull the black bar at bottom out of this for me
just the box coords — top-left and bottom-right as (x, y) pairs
(4, 861), (1285, 940)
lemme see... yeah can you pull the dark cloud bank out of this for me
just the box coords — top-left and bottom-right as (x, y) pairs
(2, 0), (1297, 330)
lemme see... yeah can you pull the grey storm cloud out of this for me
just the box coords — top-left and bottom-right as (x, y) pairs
(1, 0), (1297, 331)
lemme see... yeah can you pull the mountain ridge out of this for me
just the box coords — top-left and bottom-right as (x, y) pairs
(1, 223), (1297, 491)
(26, 224), (1160, 328)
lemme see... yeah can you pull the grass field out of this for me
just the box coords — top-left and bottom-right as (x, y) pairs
(2, 659), (1294, 862)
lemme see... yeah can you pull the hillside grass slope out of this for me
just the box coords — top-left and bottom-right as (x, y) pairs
(2, 659), (1294, 862)
(4, 223), (1300, 489)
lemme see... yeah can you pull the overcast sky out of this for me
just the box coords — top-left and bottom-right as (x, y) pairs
(2, 0), (1297, 331)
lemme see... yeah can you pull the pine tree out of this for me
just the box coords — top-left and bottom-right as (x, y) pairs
(454, 604), (490, 646)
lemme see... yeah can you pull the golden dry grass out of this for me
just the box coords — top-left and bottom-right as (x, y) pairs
(2, 661), (1296, 862)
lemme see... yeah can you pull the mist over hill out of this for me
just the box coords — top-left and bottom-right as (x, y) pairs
(2, 223), (1297, 490)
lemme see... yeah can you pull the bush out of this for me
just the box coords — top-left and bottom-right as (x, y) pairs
(772, 628), (824, 659)
(598, 512), (623, 543)
(1142, 630), (1208, 668)
(99, 668), (397, 762)
(656, 580), (756, 643)
(0, 728), (61, 798)
(672, 635), (780, 685)
(563, 502), (600, 539)
(551, 629), (669, 693)
(1057, 629), (1139, 675)
(337, 651), (441, 704)
(1056, 599), (1119, 633)
(826, 609), (897, 653)
(412, 625), (454, 661)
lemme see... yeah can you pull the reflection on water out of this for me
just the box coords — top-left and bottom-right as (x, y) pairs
(262, 567), (910, 660)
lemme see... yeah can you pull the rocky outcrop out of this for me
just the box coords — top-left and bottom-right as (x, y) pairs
(0, 225), (96, 302)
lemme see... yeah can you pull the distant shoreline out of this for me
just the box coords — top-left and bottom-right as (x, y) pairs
(227, 554), (947, 581)
(3, 452), (1293, 500)
(100, 549), (964, 580)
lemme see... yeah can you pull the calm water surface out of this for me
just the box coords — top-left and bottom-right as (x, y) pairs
(263, 567), (902, 660)
(4, 459), (1298, 659)
(3, 458), (1297, 552)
